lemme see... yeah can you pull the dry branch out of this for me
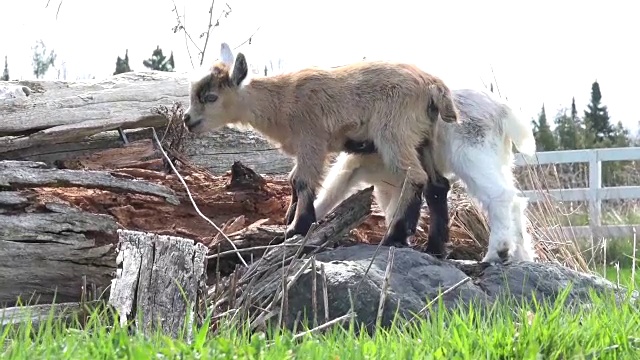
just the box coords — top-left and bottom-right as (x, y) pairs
(108, 230), (208, 339)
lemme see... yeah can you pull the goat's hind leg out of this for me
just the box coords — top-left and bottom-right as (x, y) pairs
(452, 155), (518, 264)
(376, 138), (427, 248)
(423, 173), (451, 259)
(414, 139), (451, 258)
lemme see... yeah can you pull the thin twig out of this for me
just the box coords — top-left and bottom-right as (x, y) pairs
(150, 127), (248, 267)
(321, 263), (329, 323)
(490, 64), (502, 99)
(277, 251), (288, 328)
(411, 276), (472, 322)
(291, 311), (354, 340)
(232, 26), (262, 51)
(632, 229), (637, 290)
(311, 256), (318, 328)
(45, 0), (63, 20)
(206, 243), (320, 260)
(199, 0), (217, 66)
(375, 247), (395, 331)
(177, 2), (195, 69)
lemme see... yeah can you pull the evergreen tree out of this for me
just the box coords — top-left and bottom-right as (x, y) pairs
(1, 56), (8, 81)
(143, 46), (175, 72)
(114, 49), (132, 75)
(609, 120), (631, 147)
(31, 40), (56, 79)
(532, 104), (557, 151)
(554, 97), (584, 150)
(583, 80), (614, 145)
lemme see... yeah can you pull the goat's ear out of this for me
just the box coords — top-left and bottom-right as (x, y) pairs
(231, 53), (248, 86)
(220, 43), (234, 67)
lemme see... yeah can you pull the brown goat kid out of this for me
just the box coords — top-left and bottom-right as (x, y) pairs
(183, 43), (460, 246)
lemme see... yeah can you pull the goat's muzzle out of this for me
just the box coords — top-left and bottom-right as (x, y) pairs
(182, 113), (202, 132)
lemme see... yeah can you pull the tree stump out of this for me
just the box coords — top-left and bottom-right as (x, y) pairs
(108, 229), (208, 339)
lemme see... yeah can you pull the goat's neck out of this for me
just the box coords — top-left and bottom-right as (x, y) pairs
(235, 78), (289, 143)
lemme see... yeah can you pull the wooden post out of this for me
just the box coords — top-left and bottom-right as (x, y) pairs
(588, 150), (602, 235)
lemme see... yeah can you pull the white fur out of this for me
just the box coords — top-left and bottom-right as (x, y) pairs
(314, 88), (538, 264)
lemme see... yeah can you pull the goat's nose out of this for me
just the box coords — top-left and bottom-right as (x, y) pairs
(183, 113), (191, 124)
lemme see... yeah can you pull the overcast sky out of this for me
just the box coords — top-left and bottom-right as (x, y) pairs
(1, 0), (637, 133)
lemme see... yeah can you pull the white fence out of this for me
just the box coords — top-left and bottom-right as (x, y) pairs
(514, 146), (640, 239)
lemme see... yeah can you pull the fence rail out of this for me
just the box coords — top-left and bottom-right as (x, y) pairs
(513, 146), (640, 239)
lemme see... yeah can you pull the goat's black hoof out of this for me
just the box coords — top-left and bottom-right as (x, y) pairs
(425, 243), (446, 259)
(380, 233), (410, 248)
(424, 235), (448, 259)
(284, 216), (315, 239)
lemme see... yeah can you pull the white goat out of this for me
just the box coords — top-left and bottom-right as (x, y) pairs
(313, 88), (537, 264)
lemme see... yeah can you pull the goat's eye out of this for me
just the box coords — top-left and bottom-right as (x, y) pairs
(203, 93), (218, 103)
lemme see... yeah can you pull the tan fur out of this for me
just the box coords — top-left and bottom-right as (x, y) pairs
(184, 46), (460, 240)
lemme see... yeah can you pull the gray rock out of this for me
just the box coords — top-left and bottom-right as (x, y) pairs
(252, 244), (637, 332)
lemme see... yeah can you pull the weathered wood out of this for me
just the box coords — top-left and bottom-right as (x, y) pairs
(109, 230), (208, 339)
(0, 300), (103, 329)
(0, 208), (119, 307)
(0, 71), (190, 153)
(0, 159), (180, 205)
(0, 159), (187, 307)
(182, 127), (294, 175)
(0, 127), (162, 167)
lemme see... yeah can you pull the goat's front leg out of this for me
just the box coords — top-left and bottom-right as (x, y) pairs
(284, 146), (327, 239)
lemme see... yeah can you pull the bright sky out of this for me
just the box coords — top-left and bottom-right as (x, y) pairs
(1, 0), (638, 133)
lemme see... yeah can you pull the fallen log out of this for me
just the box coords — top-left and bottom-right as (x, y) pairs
(0, 72), (190, 151)
(0, 72), (294, 175)
(0, 159), (180, 307)
(108, 230), (208, 339)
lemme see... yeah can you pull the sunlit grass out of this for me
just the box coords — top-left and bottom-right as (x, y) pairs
(2, 286), (639, 360)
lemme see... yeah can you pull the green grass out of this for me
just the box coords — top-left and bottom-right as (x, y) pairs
(2, 287), (639, 360)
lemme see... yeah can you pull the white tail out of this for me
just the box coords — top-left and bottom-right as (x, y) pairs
(503, 107), (536, 156)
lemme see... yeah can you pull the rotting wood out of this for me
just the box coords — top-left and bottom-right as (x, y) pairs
(108, 229), (208, 340)
(0, 300), (103, 330)
(0, 159), (189, 307)
(0, 159), (180, 205)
